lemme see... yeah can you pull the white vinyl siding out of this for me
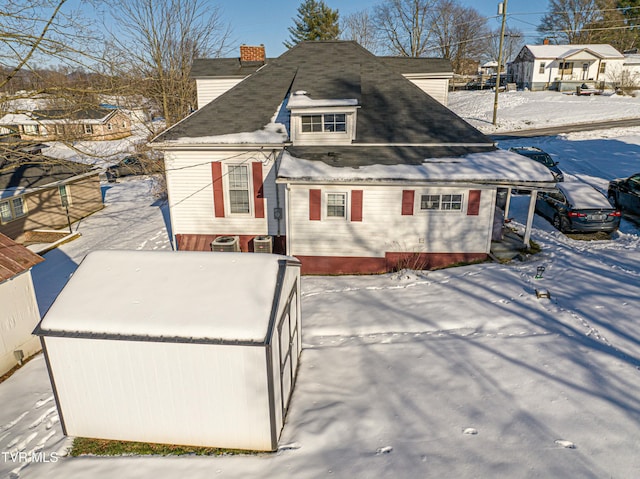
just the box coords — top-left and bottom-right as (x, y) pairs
(404, 77), (449, 106)
(196, 78), (248, 109)
(164, 150), (283, 236)
(0, 270), (41, 375)
(287, 185), (494, 257)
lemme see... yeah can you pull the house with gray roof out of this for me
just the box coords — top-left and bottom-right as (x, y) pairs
(510, 44), (625, 91)
(0, 143), (104, 241)
(151, 41), (554, 274)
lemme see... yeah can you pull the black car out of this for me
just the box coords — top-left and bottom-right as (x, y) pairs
(608, 173), (640, 216)
(509, 146), (564, 182)
(536, 182), (621, 234)
(106, 155), (163, 182)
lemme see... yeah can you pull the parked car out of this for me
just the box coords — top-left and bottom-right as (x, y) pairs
(608, 173), (640, 216)
(509, 146), (564, 182)
(106, 155), (163, 182)
(465, 80), (483, 90)
(535, 182), (621, 234)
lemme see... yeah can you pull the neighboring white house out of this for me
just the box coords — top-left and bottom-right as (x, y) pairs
(0, 233), (43, 375)
(510, 44), (625, 91)
(622, 52), (640, 86)
(151, 41), (555, 275)
(35, 250), (302, 451)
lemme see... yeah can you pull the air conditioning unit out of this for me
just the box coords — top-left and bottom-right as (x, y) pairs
(211, 235), (240, 252)
(253, 235), (273, 253)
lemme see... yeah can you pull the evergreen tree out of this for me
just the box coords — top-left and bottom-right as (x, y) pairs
(284, 0), (340, 49)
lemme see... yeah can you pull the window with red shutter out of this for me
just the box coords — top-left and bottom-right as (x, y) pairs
(351, 190), (363, 221)
(309, 189), (321, 220)
(252, 162), (264, 219)
(467, 190), (482, 216)
(211, 162), (225, 217)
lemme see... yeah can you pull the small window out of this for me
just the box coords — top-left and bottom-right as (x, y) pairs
(227, 165), (250, 214)
(559, 62), (573, 74)
(326, 193), (346, 218)
(59, 185), (70, 207)
(419, 194), (462, 212)
(539, 62), (545, 74)
(599, 62), (606, 74)
(107, 123), (113, 131)
(420, 195), (440, 210)
(84, 124), (93, 134)
(301, 114), (347, 133)
(23, 124), (39, 135)
(55, 124), (65, 135)
(0, 196), (27, 223)
(301, 115), (322, 132)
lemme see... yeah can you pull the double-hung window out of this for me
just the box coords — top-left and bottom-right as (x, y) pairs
(539, 62), (545, 74)
(419, 193), (462, 212)
(84, 124), (93, 134)
(301, 114), (346, 133)
(227, 165), (250, 214)
(0, 197), (26, 223)
(326, 193), (346, 218)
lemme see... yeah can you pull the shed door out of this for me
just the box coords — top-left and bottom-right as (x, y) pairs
(277, 289), (299, 417)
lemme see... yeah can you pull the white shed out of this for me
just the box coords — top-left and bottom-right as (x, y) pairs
(35, 250), (302, 451)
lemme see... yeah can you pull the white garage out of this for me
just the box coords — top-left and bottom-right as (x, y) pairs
(35, 250), (302, 451)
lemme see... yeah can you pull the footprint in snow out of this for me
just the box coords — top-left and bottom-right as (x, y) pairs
(555, 439), (576, 449)
(376, 446), (393, 455)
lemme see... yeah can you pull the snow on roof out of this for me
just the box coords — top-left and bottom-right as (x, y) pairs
(557, 181), (613, 209)
(38, 250), (298, 342)
(526, 44), (624, 59)
(286, 91), (359, 109)
(279, 149), (556, 184)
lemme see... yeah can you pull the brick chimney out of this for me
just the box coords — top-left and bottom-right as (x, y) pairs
(240, 45), (266, 63)
(543, 38), (550, 45)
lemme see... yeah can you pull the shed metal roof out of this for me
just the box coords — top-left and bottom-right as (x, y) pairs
(0, 233), (43, 283)
(36, 250), (300, 343)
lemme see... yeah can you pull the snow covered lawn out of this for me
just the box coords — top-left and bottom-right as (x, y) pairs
(1, 100), (640, 477)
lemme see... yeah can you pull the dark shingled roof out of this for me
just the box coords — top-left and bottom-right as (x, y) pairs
(285, 145), (497, 169)
(191, 58), (270, 77)
(31, 108), (115, 121)
(0, 155), (97, 190)
(154, 41), (492, 150)
(0, 233), (43, 283)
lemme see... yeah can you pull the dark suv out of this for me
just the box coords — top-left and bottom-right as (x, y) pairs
(608, 173), (640, 216)
(106, 155), (163, 182)
(508, 147), (564, 182)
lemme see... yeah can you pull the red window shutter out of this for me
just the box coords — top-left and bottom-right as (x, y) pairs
(467, 190), (482, 216)
(211, 162), (225, 218)
(401, 190), (414, 215)
(309, 189), (321, 220)
(252, 162), (265, 219)
(351, 190), (363, 222)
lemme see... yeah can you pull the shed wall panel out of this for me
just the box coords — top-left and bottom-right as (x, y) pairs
(45, 337), (274, 450)
(0, 271), (41, 374)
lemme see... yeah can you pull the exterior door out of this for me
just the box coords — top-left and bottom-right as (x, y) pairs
(582, 63), (589, 80)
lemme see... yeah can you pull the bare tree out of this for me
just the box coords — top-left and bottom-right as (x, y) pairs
(537, 0), (601, 44)
(430, 0), (488, 74)
(373, 0), (438, 57)
(341, 9), (382, 54)
(485, 25), (525, 65)
(105, 0), (232, 126)
(587, 0), (638, 52)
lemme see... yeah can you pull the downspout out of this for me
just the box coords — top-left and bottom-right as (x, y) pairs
(273, 149), (282, 237)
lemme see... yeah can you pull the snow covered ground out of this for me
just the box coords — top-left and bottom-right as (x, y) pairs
(449, 89), (640, 133)
(1, 91), (640, 478)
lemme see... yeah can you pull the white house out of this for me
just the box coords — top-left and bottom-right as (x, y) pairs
(510, 44), (625, 91)
(35, 250), (301, 451)
(0, 233), (43, 375)
(151, 41), (555, 275)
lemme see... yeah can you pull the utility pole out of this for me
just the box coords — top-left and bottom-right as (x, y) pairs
(492, 0), (508, 126)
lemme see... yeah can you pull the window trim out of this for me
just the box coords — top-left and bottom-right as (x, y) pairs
(417, 192), (464, 213)
(539, 62), (545, 74)
(325, 192), (348, 219)
(0, 196), (27, 224)
(301, 113), (347, 133)
(224, 163), (252, 216)
(84, 124), (93, 134)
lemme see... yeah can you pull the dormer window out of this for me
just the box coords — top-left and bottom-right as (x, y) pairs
(302, 114), (346, 133)
(287, 91), (358, 145)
